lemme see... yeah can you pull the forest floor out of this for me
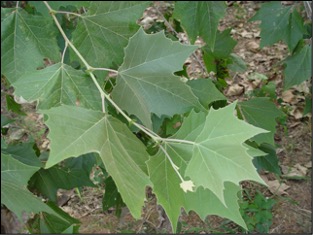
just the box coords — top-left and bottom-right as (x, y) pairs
(1, 1), (311, 234)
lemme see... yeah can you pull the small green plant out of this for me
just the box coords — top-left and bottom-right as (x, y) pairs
(239, 190), (276, 233)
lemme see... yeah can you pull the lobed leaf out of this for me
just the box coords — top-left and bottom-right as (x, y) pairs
(12, 63), (101, 110)
(238, 97), (285, 145)
(185, 102), (267, 203)
(283, 44), (311, 89)
(42, 105), (151, 219)
(250, 1), (306, 51)
(1, 8), (60, 83)
(173, 1), (226, 50)
(71, 2), (150, 70)
(112, 28), (205, 129)
(1, 154), (60, 221)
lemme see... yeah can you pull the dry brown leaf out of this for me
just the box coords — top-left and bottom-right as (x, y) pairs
(261, 175), (290, 196)
(282, 90), (295, 103)
(290, 107), (303, 119)
(246, 41), (259, 52)
(226, 84), (244, 96)
(281, 164), (308, 179)
(304, 161), (312, 168)
(240, 30), (253, 38)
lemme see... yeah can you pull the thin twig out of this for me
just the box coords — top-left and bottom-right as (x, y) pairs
(91, 67), (118, 74)
(54, 10), (82, 17)
(61, 41), (68, 63)
(44, 1), (191, 149)
(159, 144), (184, 182)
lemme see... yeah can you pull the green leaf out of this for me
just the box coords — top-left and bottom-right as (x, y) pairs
(173, 1), (226, 50)
(2, 140), (42, 167)
(227, 53), (247, 72)
(283, 44), (311, 89)
(112, 28), (205, 129)
(147, 103), (266, 232)
(5, 94), (26, 115)
(202, 29), (237, 73)
(183, 103), (267, 203)
(30, 153), (96, 202)
(41, 105), (151, 219)
(253, 143), (281, 175)
(1, 8), (60, 83)
(27, 201), (80, 234)
(147, 151), (246, 233)
(103, 176), (125, 217)
(29, 1), (90, 16)
(1, 153), (59, 221)
(203, 28), (237, 58)
(187, 79), (226, 107)
(250, 2), (306, 51)
(71, 2), (150, 69)
(12, 63), (101, 110)
(1, 115), (14, 128)
(238, 97), (285, 145)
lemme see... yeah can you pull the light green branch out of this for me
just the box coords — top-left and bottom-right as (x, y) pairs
(44, 1), (193, 153)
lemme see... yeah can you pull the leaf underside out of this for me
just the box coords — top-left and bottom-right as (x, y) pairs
(148, 102), (267, 232)
(112, 28), (205, 129)
(42, 105), (151, 219)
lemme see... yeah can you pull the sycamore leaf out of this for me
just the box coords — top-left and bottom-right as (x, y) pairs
(173, 1), (226, 50)
(250, 1), (306, 51)
(41, 105), (151, 219)
(283, 44), (311, 89)
(238, 97), (285, 145)
(147, 140), (246, 232)
(187, 79), (226, 107)
(29, 154), (96, 202)
(1, 8), (60, 83)
(1, 154), (60, 221)
(183, 103), (267, 204)
(202, 29), (237, 73)
(112, 28), (205, 129)
(71, 2), (150, 69)
(147, 103), (266, 232)
(12, 63), (101, 110)
(29, 1), (90, 16)
(253, 143), (281, 175)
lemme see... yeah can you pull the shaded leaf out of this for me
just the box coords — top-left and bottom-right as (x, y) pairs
(227, 53), (247, 72)
(29, 1), (90, 16)
(283, 44), (311, 89)
(202, 28), (237, 68)
(12, 63), (101, 110)
(41, 105), (151, 219)
(238, 97), (285, 145)
(173, 1), (226, 50)
(112, 28), (204, 129)
(29, 153), (96, 202)
(2, 140), (42, 167)
(253, 143), (281, 175)
(1, 8), (60, 83)
(102, 176), (125, 217)
(27, 201), (80, 234)
(250, 1), (305, 51)
(5, 94), (26, 115)
(187, 79), (226, 107)
(1, 154), (60, 221)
